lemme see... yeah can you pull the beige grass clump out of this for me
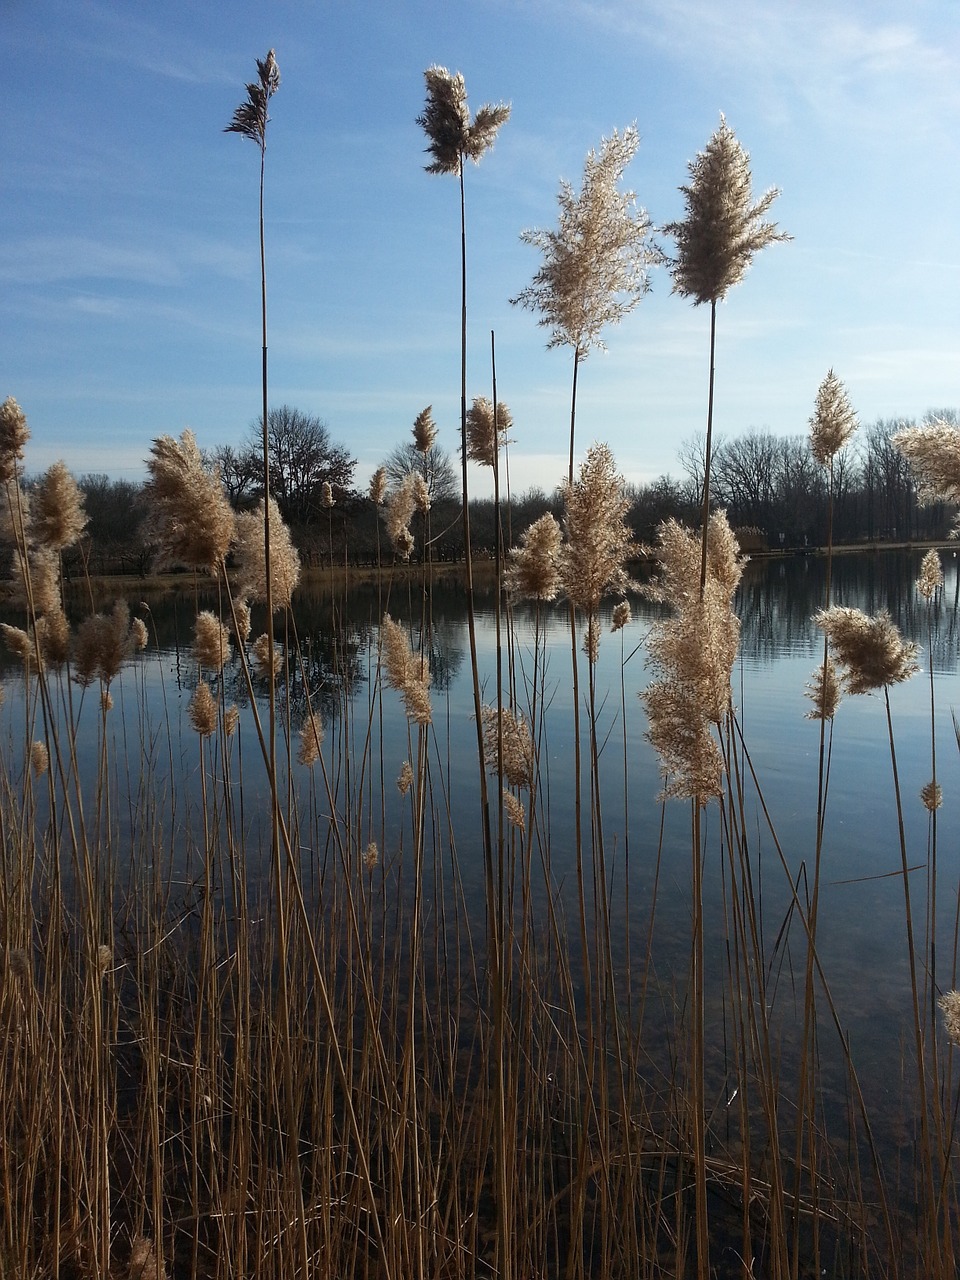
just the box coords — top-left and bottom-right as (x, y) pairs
(939, 991), (960, 1046)
(417, 66), (510, 174)
(805, 657), (842, 722)
(363, 841), (379, 871)
(31, 461), (87, 550)
(252, 633), (282, 679)
(505, 513), (562, 602)
(297, 713), (324, 766)
(223, 705), (240, 737)
(0, 397), (30, 483)
(664, 114), (789, 305)
(481, 704), (533, 789)
(410, 472), (431, 514)
(893, 419), (960, 525)
(916, 548), (944, 600)
(233, 497), (301, 610)
(131, 616), (149, 650)
(381, 614), (432, 725)
(0, 624), (36, 666)
(641, 511), (745, 802)
(384, 474), (417, 560)
(36, 610), (70, 667)
(145, 431), (235, 574)
(814, 606), (919, 695)
(397, 760), (414, 796)
(413, 405), (438, 453)
(101, 689), (114, 713)
(192, 611), (232, 672)
(8, 544), (62, 617)
(73, 601), (141, 688)
(369, 467), (388, 506)
(611, 600), (632, 632)
(466, 397), (512, 468)
(30, 741), (48, 777)
(560, 443), (638, 619)
(320, 481), (334, 508)
(232, 599), (252, 644)
(512, 127), (659, 358)
(810, 369), (858, 465)
(96, 945), (113, 975)
(921, 780), (943, 812)
(188, 681), (218, 736)
(503, 789), (525, 831)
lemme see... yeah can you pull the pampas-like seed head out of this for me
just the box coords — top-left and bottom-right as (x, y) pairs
(939, 991), (960, 1046)
(411, 473), (431, 514)
(127, 1233), (166, 1280)
(384, 474), (417, 560)
(814, 606), (919, 694)
(921, 780), (943, 812)
(894, 420), (960, 524)
(72, 601), (138, 688)
(369, 467), (388, 505)
(0, 623), (35, 666)
(664, 115), (789, 305)
(232, 599), (252, 644)
(32, 461), (87, 551)
(583, 614), (600, 663)
(225, 50), (279, 150)
(0, 397), (30, 483)
(417, 66), (510, 175)
(560, 443), (638, 612)
(466, 397), (513, 468)
(223, 705), (240, 737)
(363, 841), (379, 871)
(97, 944), (113, 975)
(397, 760), (414, 795)
(131, 616), (149, 650)
(188, 681), (218, 736)
(413, 406), (438, 454)
(233, 497), (301, 610)
(503, 789), (525, 831)
(810, 370), (858, 465)
(481, 704), (533, 789)
(804, 657), (841, 721)
(513, 127), (660, 357)
(381, 614), (432, 725)
(145, 431), (235, 574)
(7, 544), (62, 618)
(30, 740), (48, 777)
(37, 609), (70, 667)
(252, 633), (283, 678)
(193, 611), (232, 672)
(917, 549), (944, 601)
(611, 600), (632, 632)
(320, 481), (334, 508)
(505, 513), (562, 601)
(297, 713), (324, 766)
(101, 689), (114, 713)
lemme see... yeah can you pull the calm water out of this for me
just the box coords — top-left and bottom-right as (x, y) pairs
(4, 547), (960, 1126)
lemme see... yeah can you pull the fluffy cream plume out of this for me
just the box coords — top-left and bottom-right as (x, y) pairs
(223, 705), (240, 737)
(0, 397), (30, 484)
(131, 616), (148, 650)
(96, 944), (113, 975)
(917, 549), (944, 601)
(466, 397), (513, 468)
(804, 657), (841, 722)
(810, 370), (858, 465)
(73, 601), (141, 688)
(8, 544), (61, 617)
(641, 511), (745, 802)
(31, 462), (87, 550)
(921, 780), (943, 812)
(381, 614), (432, 725)
(0, 624), (36, 666)
(320, 481), (335, 508)
(192, 611), (232, 672)
(410, 473), (431, 514)
(225, 49), (280, 151)
(30, 740), (49, 777)
(413, 406), (438, 454)
(611, 600), (632, 632)
(664, 115), (789, 305)
(101, 689), (114, 713)
(369, 467), (388, 506)
(939, 991), (960, 1046)
(232, 599), (252, 644)
(397, 760), (414, 796)
(814, 606), (919, 695)
(363, 841), (379, 871)
(560, 443), (638, 613)
(297, 713), (324, 766)
(144, 431), (235, 574)
(503, 789), (525, 832)
(417, 65), (510, 175)
(505, 513), (562, 601)
(583, 614), (600, 663)
(36, 610), (70, 667)
(384, 473), (417, 560)
(894, 420), (960, 523)
(513, 127), (659, 357)
(252, 633), (282, 678)
(481, 704), (533, 789)
(233, 497), (301, 610)
(0, 483), (30, 550)
(188, 681), (218, 736)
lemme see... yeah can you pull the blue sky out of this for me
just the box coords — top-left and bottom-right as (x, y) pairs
(4, 0), (959, 497)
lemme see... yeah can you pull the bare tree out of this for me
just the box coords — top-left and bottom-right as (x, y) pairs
(243, 406), (356, 525)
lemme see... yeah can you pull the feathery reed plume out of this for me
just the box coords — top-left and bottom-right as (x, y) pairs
(101, 689), (113, 713)
(384, 473), (417, 560)
(480, 704), (533, 789)
(893, 419), (960, 526)
(0, 397), (30, 483)
(297, 713), (324, 766)
(917, 548), (944, 600)
(413, 405), (438, 453)
(0, 482), (30, 550)
(810, 369), (858, 465)
(36, 610), (70, 667)
(8, 544), (61, 616)
(502, 790), (525, 831)
(192, 611), (232, 672)
(363, 841), (379, 872)
(131, 616), (148, 650)
(466, 396), (512, 468)
(417, 66), (510, 174)
(397, 760), (414, 796)
(233, 497), (301, 609)
(611, 600), (632, 632)
(96, 945), (113, 975)
(144, 431), (235, 574)
(513, 126), (658, 358)
(641, 511), (745, 801)
(814, 606), (919, 694)
(224, 49), (279, 148)
(320, 480), (334, 508)
(252, 633), (282, 678)
(504, 513), (562, 601)
(232, 599), (252, 644)
(939, 991), (960, 1046)
(921, 780), (943, 811)
(410, 473), (431, 514)
(0, 623), (35, 665)
(32, 461), (87, 550)
(664, 114), (789, 305)
(127, 1234), (167, 1280)
(188, 681), (218, 736)
(369, 467), (388, 505)
(73, 601), (141, 688)
(805, 657), (841, 721)
(223, 705), (240, 736)
(30, 740), (48, 777)
(381, 614), (432, 725)
(560, 442), (638, 614)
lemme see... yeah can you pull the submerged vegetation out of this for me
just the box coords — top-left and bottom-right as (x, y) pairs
(4, 50), (960, 1280)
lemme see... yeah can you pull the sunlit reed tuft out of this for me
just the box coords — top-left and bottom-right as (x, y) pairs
(939, 990), (960, 1046)
(233, 497), (301, 610)
(805, 657), (841, 721)
(252, 633), (283, 678)
(0, 397), (30, 483)
(611, 600), (632, 632)
(224, 49), (280, 150)
(417, 66), (510, 175)
(320, 481), (334, 508)
(30, 740), (48, 777)
(505, 513), (562, 601)
(363, 841), (379, 872)
(384, 473), (417, 560)
(560, 442), (637, 615)
(810, 369), (858, 465)
(73, 601), (140, 688)
(297, 713), (324, 766)
(193, 611), (232, 672)
(917, 549), (944, 600)
(369, 467), (388, 505)
(814, 606), (919, 694)
(413, 405), (438, 453)
(503, 790), (525, 831)
(31, 461), (87, 550)
(893, 419), (960, 526)
(397, 760), (414, 796)
(145, 431), (235, 574)
(188, 681), (218, 736)
(381, 614), (432, 725)
(481, 704), (533, 788)
(466, 396), (512, 468)
(921, 780), (943, 811)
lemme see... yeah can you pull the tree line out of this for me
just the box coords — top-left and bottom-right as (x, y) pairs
(57, 404), (959, 578)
